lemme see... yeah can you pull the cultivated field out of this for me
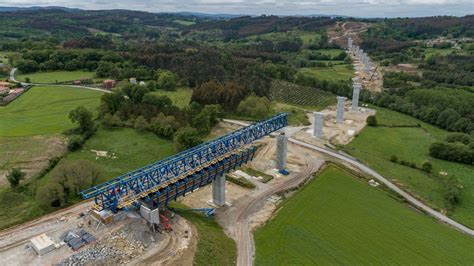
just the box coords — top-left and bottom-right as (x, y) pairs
(151, 87), (193, 108)
(299, 64), (353, 82)
(255, 166), (474, 265)
(270, 80), (335, 110)
(345, 107), (474, 228)
(16, 71), (95, 84)
(0, 86), (102, 136)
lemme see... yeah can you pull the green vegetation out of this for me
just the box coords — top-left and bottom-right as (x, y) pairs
(0, 86), (102, 137)
(174, 19), (196, 26)
(226, 174), (256, 189)
(255, 166), (474, 265)
(16, 71), (95, 84)
(151, 87), (192, 108)
(299, 64), (353, 82)
(61, 128), (175, 184)
(239, 166), (274, 183)
(172, 202), (236, 266)
(270, 80), (335, 110)
(345, 107), (474, 227)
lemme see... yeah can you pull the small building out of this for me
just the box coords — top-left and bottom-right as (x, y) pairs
(129, 78), (137, 85)
(30, 234), (56, 256)
(73, 80), (82, 85)
(103, 79), (116, 89)
(139, 81), (146, 86)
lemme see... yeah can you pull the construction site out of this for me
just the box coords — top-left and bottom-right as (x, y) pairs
(0, 77), (378, 265)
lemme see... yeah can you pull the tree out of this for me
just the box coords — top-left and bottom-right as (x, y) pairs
(99, 92), (124, 116)
(134, 116), (149, 131)
(67, 135), (84, 151)
(6, 168), (25, 188)
(101, 113), (123, 128)
(17, 59), (39, 73)
(69, 106), (96, 135)
(421, 161), (432, 173)
(36, 183), (65, 208)
(156, 70), (177, 91)
(237, 94), (272, 119)
(174, 127), (202, 151)
(366, 115), (378, 127)
(51, 160), (102, 203)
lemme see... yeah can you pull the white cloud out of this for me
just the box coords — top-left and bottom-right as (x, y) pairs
(0, 0), (472, 17)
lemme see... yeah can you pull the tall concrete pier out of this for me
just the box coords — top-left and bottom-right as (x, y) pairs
(336, 96), (346, 123)
(313, 112), (324, 138)
(352, 84), (361, 111)
(276, 132), (288, 171)
(212, 174), (226, 206)
(347, 38), (353, 50)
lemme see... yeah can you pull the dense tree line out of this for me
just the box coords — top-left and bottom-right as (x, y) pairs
(429, 133), (474, 165)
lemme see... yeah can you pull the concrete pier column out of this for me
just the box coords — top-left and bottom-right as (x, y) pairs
(352, 84), (361, 111)
(212, 174), (226, 206)
(347, 38), (353, 50)
(336, 96), (346, 123)
(276, 132), (288, 171)
(313, 112), (324, 138)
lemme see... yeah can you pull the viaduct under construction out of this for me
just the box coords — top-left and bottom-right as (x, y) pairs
(80, 113), (289, 220)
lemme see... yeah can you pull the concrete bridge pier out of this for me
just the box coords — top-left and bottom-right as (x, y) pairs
(212, 174), (226, 206)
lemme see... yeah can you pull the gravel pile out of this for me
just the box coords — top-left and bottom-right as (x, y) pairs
(58, 222), (150, 265)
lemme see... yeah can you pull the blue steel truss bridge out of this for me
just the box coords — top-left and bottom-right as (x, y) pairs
(80, 113), (288, 212)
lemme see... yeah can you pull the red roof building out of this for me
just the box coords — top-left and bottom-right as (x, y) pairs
(103, 79), (116, 89)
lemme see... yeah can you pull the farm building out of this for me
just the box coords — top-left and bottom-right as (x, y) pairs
(103, 79), (116, 89)
(129, 78), (137, 84)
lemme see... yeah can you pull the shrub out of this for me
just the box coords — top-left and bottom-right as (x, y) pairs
(390, 155), (398, 163)
(445, 133), (472, 145)
(134, 116), (149, 131)
(7, 168), (25, 188)
(237, 94), (272, 119)
(366, 115), (378, 126)
(429, 141), (473, 165)
(67, 135), (85, 151)
(174, 127), (202, 151)
(421, 161), (432, 173)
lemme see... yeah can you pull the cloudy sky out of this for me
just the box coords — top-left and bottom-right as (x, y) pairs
(0, 0), (472, 17)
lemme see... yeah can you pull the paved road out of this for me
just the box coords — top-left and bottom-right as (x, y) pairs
(9, 68), (111, 93)
(223, 119), (474, 238)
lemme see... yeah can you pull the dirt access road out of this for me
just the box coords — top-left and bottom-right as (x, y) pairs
(327, 21), (370, 48)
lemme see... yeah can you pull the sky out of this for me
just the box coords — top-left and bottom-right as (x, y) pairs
(0, 0), (473, 17)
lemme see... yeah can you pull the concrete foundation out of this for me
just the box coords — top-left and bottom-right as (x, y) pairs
(352, 84), (361, 111)
(276, 132), (288, 170)
(140, 204), (160, 225)
(30, 234), (55, 256)
(212, 174), (226, 206)
(336, 96), (346, 123)
(313, 112), (324, 138)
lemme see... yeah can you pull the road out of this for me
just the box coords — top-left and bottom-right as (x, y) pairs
(9, 68), (112, 93)
(223, 119), (474, 239)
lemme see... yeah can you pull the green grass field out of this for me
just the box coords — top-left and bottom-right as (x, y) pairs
(312, 48), (344, 57)
(0, 127), (175, 230)
(255, 166), (474, 265)
(151, 87), (192, 108)
(299, 64), (353, 82)
(60, 127), (175, 184)
(16, 71), (95, 84)
(345, 107), (474, 228)
(174, 19), (196, 26)
(0, 86), (102, 137)
(423, 47), (466, 59)
(173, 202), (236, 265)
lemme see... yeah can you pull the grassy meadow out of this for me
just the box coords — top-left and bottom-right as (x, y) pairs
(299, 64), (353, 82)
(0, 86), (102, 137)
(16, 71), (95, 84)
(151, 87), (192, 108)
(173, 202), (236, 266)
(345, 107), (474, 228)
(255, 166), (474, 265)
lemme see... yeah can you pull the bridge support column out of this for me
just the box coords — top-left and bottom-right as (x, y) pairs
(352, 83), (361, 111)
(336, 96), (346, 123)
(313, 112), (324, 138)
(212, 174), (226, 206)
(276, 132), (288, 171)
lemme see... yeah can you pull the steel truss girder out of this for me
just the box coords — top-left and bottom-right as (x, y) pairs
(80, 113), (287, 211)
